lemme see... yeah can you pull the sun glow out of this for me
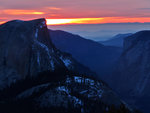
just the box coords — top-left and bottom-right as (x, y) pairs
(1, 17), (150, 26)
(46, 18), (104, 25)
(46, 17), (150, 25)
(0, 21), (5, 25)
(46, 19), (72, 25)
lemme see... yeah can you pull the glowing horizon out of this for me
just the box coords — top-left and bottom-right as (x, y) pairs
(46, 18), (104, 25)
(1, 17), (150, 26)
(46, 17), (150, 25)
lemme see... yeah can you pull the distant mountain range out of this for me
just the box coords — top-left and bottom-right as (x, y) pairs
(99, 33), (132, 47)
(0, 19), (132, 113)
(49, 30), (122, 81)
(48, 22), (150, 41)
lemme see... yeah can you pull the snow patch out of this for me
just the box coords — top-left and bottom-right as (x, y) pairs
(40, 25), (43, 28)
(74, 76), (95, 85)
(57, 86), (82, 106)
(57, 86), (70, 94)
(37, 51), (40, 66)
(35, 40), (51, 60)
(80, 90), (88, 94)
(35, 28), (38, 39)
(74, 76), (83, 83)
(63, 59), (71, 67)
(60, 56), (72, 68)
(98, 89), (103, 98)
(66, 77), (71, 84)
(40, 21), (46, 28)
(86, 88), (103, 99)
(73, 76), (104, 99)
(85, 78), (95, 85)
(72, 96), (82, 106)
(42, 21), (46, 26)
(34, 40), (56, 70)
(50, 60), (55, 70)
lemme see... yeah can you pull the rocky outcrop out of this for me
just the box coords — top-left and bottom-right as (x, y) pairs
(0, 19), (61, 88)
(112, 31), (150, 95)
(0, 18), (93, 89)
(17, 76), (123, 112)
(111, 30), (150, 113)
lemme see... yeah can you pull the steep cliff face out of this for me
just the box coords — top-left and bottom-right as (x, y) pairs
(111, 30), (150, 113)
(113, 31), (150, 95)
(0, 19), (60, 87)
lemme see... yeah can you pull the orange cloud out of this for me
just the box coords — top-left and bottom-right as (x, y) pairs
(0, 21), (5, 25)
(3, 9), (45, 15)
(46, 7), (62, 10)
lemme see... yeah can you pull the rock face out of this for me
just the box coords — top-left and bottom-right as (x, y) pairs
(0, 19), (62, 88)
(111, 30), (150, 113)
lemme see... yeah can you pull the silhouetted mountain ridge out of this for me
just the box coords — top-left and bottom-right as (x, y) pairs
(99, 33), (132, 47)
(49, 29), (122, 81)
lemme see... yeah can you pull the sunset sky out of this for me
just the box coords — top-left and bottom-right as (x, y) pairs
(1, 0), (150, 25)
